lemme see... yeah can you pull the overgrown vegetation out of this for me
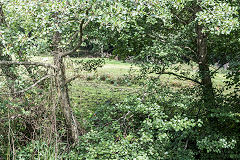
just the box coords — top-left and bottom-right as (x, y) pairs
(0, 0), (239, 159)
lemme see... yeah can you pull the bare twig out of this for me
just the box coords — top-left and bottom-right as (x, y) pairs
(0, 114), (23, 123)
(117, 111), (131, 122)
(0, 61), (57, 69)
(184, 139), (189, 150)
(157, 71), (201, 85)
(0, 74), (53, 95)
(82, 18), (91, 30)
(174, 14), (188, 25)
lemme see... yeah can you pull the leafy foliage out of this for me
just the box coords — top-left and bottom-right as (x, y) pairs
(0, 0), (240, 159)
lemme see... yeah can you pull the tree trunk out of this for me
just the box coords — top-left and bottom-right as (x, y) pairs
(196, 2), (215, 106)
(52, 25), (80, 143)
(53, 55), (80, 143)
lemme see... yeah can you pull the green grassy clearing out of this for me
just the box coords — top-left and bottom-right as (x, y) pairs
(32, 56), (227, 88)
(30, 56), (230, 129)
(31, 56), (229, 93)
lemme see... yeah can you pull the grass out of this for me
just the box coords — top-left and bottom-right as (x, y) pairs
(32, 56), (227, 86)
(69, 80), (138, 129)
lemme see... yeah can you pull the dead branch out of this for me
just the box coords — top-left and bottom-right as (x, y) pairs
(0, 61), (57, 69)
(0, 114), (23, 123)
(0, 74), (53, 95)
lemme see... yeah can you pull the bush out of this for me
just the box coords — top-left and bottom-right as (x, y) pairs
(66, 80), (202, 159)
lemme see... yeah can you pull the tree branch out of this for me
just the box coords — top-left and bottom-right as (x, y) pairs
(60, 21), (84, 57)
(184, 46), (196, 55)
(211, 63), (225, 76)
(0, 61), (57, 69)
(61, 7), (91, 58)
(65, 74), (83, 84)
(174, 14), (188, 25)
(67, 30), (80, 45)
(157, 71), (201, 85)
(0, 114), (23, 123)
(82, 18), (91, 30)
(0, 74), (53, 95)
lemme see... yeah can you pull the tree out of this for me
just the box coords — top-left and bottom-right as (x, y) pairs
(104, 0), (239, 105)
(0, 0), (139, 143)
(99, 0), (240, 157)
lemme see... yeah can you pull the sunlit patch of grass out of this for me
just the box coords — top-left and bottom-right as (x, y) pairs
(213, 73), (227, 88)
(32, 56), (230, 90)
(69, 80), (138, 129)
(32, 56), (232, 106)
